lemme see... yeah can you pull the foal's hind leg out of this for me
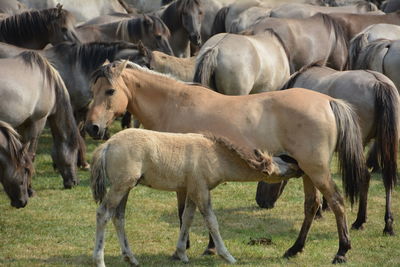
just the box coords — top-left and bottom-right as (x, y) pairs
(195, 190), (236, 264)
(94, 188), (131, 267)
(112, 191), (139, 266)
(284, 175), (320, 258)
(173, 197), (197, 263)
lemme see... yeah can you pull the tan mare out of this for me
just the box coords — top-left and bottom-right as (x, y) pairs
(91, 128), (301, 266)
(85, 61), (369, 264)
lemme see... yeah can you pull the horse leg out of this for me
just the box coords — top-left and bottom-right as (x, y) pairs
(177, 190), (191, 249)
(172, 196), (196, 263)
(112, 191), (139, 266)
(121, 111), (132, 129)
(351, 171), (370, 230)
(315, 178), (352, 263)
(195, 190), (236, 264)
(366, 141), (381, 172)
(315, 196), (329, 220)
(383, 186), (395, 235)
(94, 188), (129, 267)
(284, 175), (320, 258)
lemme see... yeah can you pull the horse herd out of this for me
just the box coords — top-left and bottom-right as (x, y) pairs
(0, 0), (399, 266)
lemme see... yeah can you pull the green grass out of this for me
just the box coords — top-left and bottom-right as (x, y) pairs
(1, 122), (399, 266)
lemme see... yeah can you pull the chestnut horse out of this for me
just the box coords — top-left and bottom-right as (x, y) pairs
(85, 61), (369, 264)
(0, 121), (33, 208)
(256, 64), (399, 235)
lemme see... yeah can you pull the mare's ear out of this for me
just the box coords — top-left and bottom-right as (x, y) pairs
(114, 60), (129, 77)
(143, 14), (154, 26)
(138, 41), (150, 57)
(56, 3), (63, 16)
(102, 59), (111, 66)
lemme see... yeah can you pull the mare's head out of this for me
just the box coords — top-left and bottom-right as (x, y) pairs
(139, 14), (173, 55)
(46, 4), (80, 45)
(0, 122), (33, 208)
(176, 0), (204, 47)
(86, 61), (130, 139)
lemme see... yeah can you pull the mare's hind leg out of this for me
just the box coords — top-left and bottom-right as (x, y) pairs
(112, 191), (139, 266)
(284, 175), (320, 258)
(366, 142), (381, 172)
(195, 190), (236, 264)
(314, 177), (352, 263)
(94, 188), (130, 267)
(173, 196), (197, 263)
(383, 186), (395, 235)
(351, 171), (371, 230)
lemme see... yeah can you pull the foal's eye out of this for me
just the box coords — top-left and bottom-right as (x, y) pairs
(105, 89), (115, 96)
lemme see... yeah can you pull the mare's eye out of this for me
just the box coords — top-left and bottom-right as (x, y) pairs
(105, 89), (115, 96)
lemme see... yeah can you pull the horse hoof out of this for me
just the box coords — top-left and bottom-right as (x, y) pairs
(383, 228), (395, 236)
(63, 179), (79, 189)
(202, 247), (217, 256)
(283, 248), (301, 259)
(351, 221), (364, 230)
(332, 255), (347, 264)
(28, 188), (36, 197)
(171, 251), (189, 263)
(123, 255), (139, 266)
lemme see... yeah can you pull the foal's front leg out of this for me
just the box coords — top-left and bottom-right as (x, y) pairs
(112, 191), (139, 266)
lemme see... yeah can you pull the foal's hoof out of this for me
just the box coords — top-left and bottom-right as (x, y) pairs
(202, 247), (217, 256)
(28, 188), (36, 197)
(172, 251), (189, 263)
(332, 255), (347, 264)
(123, 255), (139, 266)
(283, 247), (302, 259)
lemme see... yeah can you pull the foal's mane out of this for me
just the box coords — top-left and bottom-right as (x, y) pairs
(52, 41), (138, 75)
(0, 121), (24, 168)
(0, 7), (73, 44)
(18, 51), (79, 148)
(205, 135), (274, 174)
(175, 0), (202, 13)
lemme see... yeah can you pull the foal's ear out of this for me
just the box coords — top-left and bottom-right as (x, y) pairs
(102, 59), (111, 66)
(114, 60), (129, 77)
(56, 3), (63, 15)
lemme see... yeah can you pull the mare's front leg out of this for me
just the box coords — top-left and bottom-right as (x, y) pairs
(284, 175), (320, 258)
(112, 191), (139, 266)
(195, 190), (236, 264)
(94, 188), (130, 267)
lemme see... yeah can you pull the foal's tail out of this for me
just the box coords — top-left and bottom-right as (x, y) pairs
(330, 99), (369, 206)
(193, 46), (219, 90)
(91, 143), (110, 204)
(368, 72), (399, 189)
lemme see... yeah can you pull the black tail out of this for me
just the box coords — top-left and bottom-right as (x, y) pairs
(368, 72), (399, 190)
(330, 99), (369, 206)
(211, 6), (229, 35)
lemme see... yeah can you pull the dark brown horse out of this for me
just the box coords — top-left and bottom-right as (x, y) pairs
(256, 64), (399, 235)
(0, 51), (80, 189)
(0, 121), (33, 208)
(0, 5), (80, 49)
(157, 0), (204, 57)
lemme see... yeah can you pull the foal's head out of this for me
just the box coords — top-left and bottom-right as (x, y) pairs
(176, 0), (204, 47)
(0, 122), (33, 208)
(86, 61), (130, 139)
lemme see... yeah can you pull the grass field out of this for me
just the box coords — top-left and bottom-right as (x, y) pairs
(1, 122), (399, 267)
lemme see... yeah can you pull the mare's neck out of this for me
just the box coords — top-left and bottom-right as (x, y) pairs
(122, 68), (192, 130)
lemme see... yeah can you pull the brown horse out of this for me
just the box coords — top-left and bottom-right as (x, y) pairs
(256, 64), (399, 235)
(0, 121), (33, 208)
(76, 14), (173, 55)
(85, 61), (369, 264)
(0, 5), (80, 49)
(0, 51), (80, 189)
(157, 0), (204, 57)
(91, 128), (301, 266)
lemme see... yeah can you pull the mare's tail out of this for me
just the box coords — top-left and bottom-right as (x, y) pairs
(367, 73), (399, 190)
(330, 99), (369, 206)
(193, 46), (219, 90)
